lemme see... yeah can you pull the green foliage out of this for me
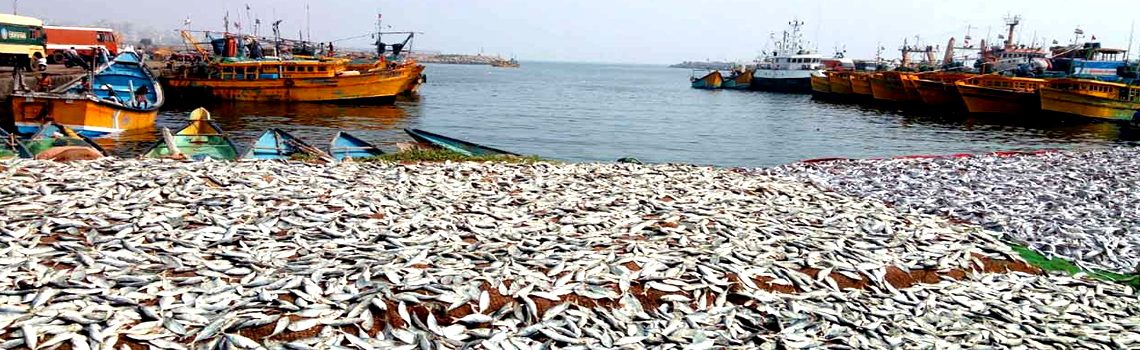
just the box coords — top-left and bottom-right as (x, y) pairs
(357, 148), (550, 164)
(1006, 242), (1139, 289)
(289, 152), (316, 161)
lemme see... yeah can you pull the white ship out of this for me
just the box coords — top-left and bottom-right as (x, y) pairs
(750, 20), (825, 93)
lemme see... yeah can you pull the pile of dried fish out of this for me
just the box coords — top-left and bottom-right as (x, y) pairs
(0, 158), (1137, 350)
(766, 148), (1140, 275)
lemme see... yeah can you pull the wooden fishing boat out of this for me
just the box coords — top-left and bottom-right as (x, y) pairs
(0, 128), (32, 159)
(346, 58), (426, 95)
(242, 128), (330, 160)
(869, 72), (911, 102)
(396, 61), (426, 95)
(827, 71), (854, 95)
(143, 108), (239, 160)
(954, 75), (1047, 114)
(491, 58), (520, 68)
(690, 70), (723, 89)
(1039, 78), (1140, 122)
(161, 57), (420, 104)
(21, 122), (108, 158)
(849, 72), (874, 97)
(10, 50), (164, 137)
(810, 73), (831, 96)
(912, 73), (974, 107)
(722, 69), (752, 90)
(404, 128), (519, 157)
(327, 132), (384, 162)
(901, 75), (922, 102)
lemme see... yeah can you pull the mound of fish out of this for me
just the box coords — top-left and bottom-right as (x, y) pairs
(0, 158), (1137, 350)
(766, 148), (1140, 276)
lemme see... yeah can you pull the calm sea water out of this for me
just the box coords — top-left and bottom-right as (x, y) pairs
(100, 61), (1140, 167)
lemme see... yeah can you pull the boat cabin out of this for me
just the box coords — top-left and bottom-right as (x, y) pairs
(966, 75), (1047, 92)
(755, 54), (824, 71)
(214, 59), (349, 80)
(1047, 79), (1140, 102)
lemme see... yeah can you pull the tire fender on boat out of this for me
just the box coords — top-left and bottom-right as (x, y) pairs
(284, 79), (295, 88)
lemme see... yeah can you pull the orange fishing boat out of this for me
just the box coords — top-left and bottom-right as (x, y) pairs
(954, 75), (1047, 114)
(810, 73), (831, 96)
(901, 75), (922, 102)
(690, 70), (723, 89)
(1040, 78), (1140, 121)
(869, 72), (911, 102)
(827, 71), (854, 96)
(161, 57), (419, 103)
(849, 72), (874, 97)
(10, 51), (162, 137)
(912, 73), (974, 107)
(723, 68), (753, 90)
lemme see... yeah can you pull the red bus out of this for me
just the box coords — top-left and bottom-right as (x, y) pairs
(43, 26), (119, 64)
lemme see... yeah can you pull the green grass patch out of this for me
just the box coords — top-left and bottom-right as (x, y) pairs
(1005, 242), (1139, 288)
(289, 152), (316, 162)
(359, 148), (552, 164)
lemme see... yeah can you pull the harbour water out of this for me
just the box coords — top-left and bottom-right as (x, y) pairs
(102, 61), (1140, 167)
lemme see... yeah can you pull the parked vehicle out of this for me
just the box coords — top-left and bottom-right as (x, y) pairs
(44, 26), (119, 64)
(0, 14), (47, 71)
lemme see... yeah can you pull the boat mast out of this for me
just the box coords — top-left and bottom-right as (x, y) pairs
(1127, 20), (1135, 61)
(1003, 15), (1020, 49)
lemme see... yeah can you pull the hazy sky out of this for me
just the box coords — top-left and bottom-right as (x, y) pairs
(17, 0), (1140, 64)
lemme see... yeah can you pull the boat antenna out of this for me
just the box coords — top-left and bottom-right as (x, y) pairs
(306, 4), (311, 42)
(814, 2), (822, 52)
(12, 0), (17, 15)
(245, 4), (253, 37)
(224, 10), (230, 34)
(1127, 20), (1135, 61)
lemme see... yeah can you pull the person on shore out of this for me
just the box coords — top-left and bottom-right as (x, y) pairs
(66, 47), (90, 70)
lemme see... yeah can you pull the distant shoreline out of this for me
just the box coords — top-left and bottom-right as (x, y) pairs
(669, 61), (735, 70)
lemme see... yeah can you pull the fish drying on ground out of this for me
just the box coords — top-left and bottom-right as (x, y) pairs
(764, 148), (1140, 275)
(0, 157), (1137, 350)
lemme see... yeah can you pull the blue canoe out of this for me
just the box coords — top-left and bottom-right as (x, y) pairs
(22, 122), (108, 157)
(327, 132), (384, 162)
(0, 128), (31, 159)
(403, 128), (518, 157)
(242, 128), (327, 160)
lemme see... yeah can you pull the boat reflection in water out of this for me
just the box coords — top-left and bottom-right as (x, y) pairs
(97, 100), (419, 157)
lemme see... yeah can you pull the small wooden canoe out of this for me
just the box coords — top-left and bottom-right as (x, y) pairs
(327, 132), (384, 162)
(0, 128), (32, 159)
(144, 108), (240, 160)
(22, 122), (108, 158)
(242, 128), (330, 160)
(403, 128), (518, 157)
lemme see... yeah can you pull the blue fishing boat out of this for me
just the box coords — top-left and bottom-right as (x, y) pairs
(690, 70), (723, 89)
(0, 128), (31, 159)
(21, 122), (108, 157)
(11, 50), (164, 137)
(403, 128), (519, 157)
(242, 128), (328, 160)
(327, 132), (384, 162)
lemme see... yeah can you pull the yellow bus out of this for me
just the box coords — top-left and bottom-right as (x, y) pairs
(0, 13), (47, 71)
